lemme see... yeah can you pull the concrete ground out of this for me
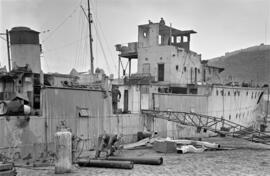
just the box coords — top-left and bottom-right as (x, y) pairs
(16, 137), (270, 176)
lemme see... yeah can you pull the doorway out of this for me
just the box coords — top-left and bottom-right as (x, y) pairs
(158, 63), (164, 81)
(123, 90), (128, 113)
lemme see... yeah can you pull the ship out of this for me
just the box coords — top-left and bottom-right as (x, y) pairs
(114, 18), (265, 129)
(0, 17), (267, 161)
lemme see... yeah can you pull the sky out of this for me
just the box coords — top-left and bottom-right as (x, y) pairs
(0, 0), (269, 76)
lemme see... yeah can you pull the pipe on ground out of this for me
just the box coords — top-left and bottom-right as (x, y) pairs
(107, 156), (163, 165)
(77, 159), (134, 169)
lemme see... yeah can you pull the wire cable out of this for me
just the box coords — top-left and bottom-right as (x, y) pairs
(93, 22), (112, 73)
(42, 4), (80, 43)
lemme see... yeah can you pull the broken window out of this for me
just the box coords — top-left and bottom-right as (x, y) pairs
(176, 36), (181, 43)
(171, 36), (174, 44)
(170, 87), (187, 94)
(143, 32), (147, 38)
(158, 35), (162, 45)
(142, 63), (150, 74)
(183, 36), (188, 42)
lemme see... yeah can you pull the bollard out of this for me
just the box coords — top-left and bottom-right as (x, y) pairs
(55, 129), (72, 174)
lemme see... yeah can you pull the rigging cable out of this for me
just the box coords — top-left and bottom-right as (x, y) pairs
(93, 22), (112, 73)
(0, 36), (6, 41)
(42, 3), (80, 43)
(44, 36), (88, 53)
(93, 14), (118, 73)
(90, 0), (118, 74)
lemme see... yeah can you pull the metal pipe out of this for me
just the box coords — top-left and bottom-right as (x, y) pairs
(77, 159), (134, 169)
(107, 156), (163, 165)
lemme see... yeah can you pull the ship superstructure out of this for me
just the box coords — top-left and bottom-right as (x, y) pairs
(115, 18), (264, 128)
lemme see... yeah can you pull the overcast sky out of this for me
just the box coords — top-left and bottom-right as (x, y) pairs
(0, 0), (269, 75)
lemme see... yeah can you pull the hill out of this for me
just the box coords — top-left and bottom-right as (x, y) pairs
(207, 44), (270, 86)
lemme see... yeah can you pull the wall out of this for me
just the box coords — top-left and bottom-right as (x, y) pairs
(208, 86), (264, 127)
(138, 23), (159, 48)
(0, 87), (113, 160)
(0, 116), (45, 160)
(42, 87), (112, 149)
(137, 45), (201, 84)
(118, 85), (141, 113)
(154, 93), (208, 114)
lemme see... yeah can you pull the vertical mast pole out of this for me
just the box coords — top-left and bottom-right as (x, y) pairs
(87, 0), (94, 74)
(169, 23), (172, 45)
(6, 29), (11, 71)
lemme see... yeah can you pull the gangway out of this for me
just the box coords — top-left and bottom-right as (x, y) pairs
(141, 109), (270, 145)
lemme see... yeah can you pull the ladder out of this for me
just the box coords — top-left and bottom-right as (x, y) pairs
(141, 109), (270, 145)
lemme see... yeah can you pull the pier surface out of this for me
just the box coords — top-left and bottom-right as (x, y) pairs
(17, 137), (270, 176)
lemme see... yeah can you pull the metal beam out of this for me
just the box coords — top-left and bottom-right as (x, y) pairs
(141, 109), (270, 145)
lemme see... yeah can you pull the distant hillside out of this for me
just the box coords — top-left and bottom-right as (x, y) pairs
(208, 44), (270, 86)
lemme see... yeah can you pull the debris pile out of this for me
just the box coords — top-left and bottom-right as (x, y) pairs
(121, 132), (221, 154)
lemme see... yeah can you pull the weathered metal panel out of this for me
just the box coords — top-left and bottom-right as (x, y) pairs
(152, 93), (209, 138)
(104, 114), (144, 143)
(0, 116), (45, 160)
(154, 93), (208, 114)
(42, 87), (112, 149)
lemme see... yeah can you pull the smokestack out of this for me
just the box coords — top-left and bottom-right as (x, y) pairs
(9, 27), (41, 73)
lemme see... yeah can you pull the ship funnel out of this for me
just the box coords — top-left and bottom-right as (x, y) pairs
(9, 27), (41, 73)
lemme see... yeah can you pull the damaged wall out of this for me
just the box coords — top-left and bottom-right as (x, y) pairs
(42, 87), (112, 150)
(0, 87), (113, 161)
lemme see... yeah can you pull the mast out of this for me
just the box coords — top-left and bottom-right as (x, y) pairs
(0, 30), (11, 71)
(87, 0), (94, 74)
